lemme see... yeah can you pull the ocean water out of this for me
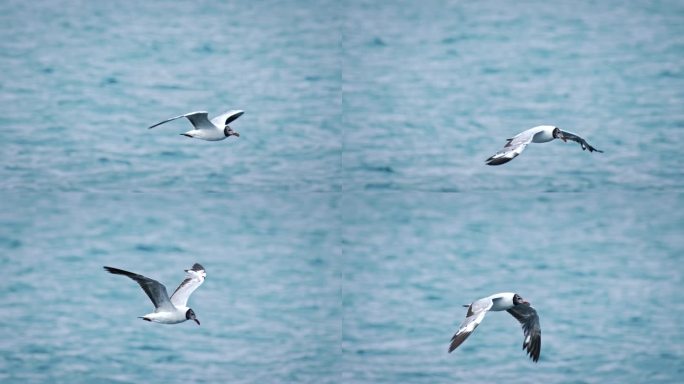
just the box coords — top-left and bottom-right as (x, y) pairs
(1, 0), (682, 383)
(0, 0), (341, 193)
(341, 192), (683, 383)
(342, 0), (683, 192)
(0, 193), (341, 383)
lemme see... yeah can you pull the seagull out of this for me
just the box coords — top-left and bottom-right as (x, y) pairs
(485, 125), (603, 165)
(103, 263), (206, 325)
(448, 292), (541, 362)
(149, 110), (244, 141)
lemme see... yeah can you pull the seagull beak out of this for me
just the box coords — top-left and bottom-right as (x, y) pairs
(522, 300), (530, 305)
(194, 319), (200, 325)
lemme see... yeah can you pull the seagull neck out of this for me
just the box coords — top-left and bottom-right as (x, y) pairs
(489, 293), (515, 311)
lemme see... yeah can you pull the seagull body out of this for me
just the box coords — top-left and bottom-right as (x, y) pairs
(449, 292), (541, 362)
(485, 125), (603, 165)
(149, 110), (244, 141)
(103, 263), (206, 325)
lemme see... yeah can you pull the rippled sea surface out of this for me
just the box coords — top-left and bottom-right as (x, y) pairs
(1, 0), (682, 383)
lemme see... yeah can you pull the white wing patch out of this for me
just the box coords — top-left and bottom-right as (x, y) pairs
(170, 266), (206, 308)
(485, 130), (535, 165)
(210, 110), (244, 127)
(463, 311), (486, 333)
(449, 299), (493, 353)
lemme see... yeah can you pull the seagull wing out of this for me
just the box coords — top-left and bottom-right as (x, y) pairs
(485, 129), (535, 165)
(103, 266), (174, 311)
(559, 130), (603, 153)
(148, 111), (212, 129)
(506, 303), (542, 362)
(170, 263), (206, 307)
(448, 298), (493, 352)
(210, 110), (244, 127)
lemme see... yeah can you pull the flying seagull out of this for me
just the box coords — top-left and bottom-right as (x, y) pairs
(485, 125), (602, 165)
(103, 263), (206, 325)
(149, 110), (244, 141)
(448, 292), (541, 362)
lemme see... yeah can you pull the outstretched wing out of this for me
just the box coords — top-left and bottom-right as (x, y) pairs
(485, 130), (535, 165)
(170, 263), (206, 307)
(448, 298), (493, 352)
(103, 266), (174, 311)
(506, 303), (542, 362)
(559, 130), (603, 153)
(149, 111), (212, 129)
(210, 110), (244, 127)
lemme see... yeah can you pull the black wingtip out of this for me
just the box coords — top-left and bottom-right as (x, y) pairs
(103, 266), (135, 277)
(448, 339), (457, 353)
(531, 350), (540, 363)
(524, 339), (541, 363)
(447, 339), (460, 353)
(224, 111), (245, 125)
(448, 331), (470, 354)
(485, 156), (513, 166)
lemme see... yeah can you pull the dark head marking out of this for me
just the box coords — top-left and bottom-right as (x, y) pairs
(185, 308), (195, 319)
(186, 308), (200, 325)
(552, 127), (561, 139)
(513, 294), (524, 305)
(223, 127), (239, 137)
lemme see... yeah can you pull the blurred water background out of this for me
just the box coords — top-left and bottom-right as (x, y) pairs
(1, 0), (682, 383)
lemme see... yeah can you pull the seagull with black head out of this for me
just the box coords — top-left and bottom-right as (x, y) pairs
(149, 110), (244, 141)
(449, 292), (541, 362)
(103, 263), (206, 325)
(486, 125), (602, 165)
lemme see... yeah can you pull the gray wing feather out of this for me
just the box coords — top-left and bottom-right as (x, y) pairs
(149, 111), (211, 129)
(485, 130), (535, 165)
(506, 304), (542, 362)
(448, 299), (493, 353)
(170, 264), (206, 307)
(210, 110), (244, 127)
(103, 266), (174, 311)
